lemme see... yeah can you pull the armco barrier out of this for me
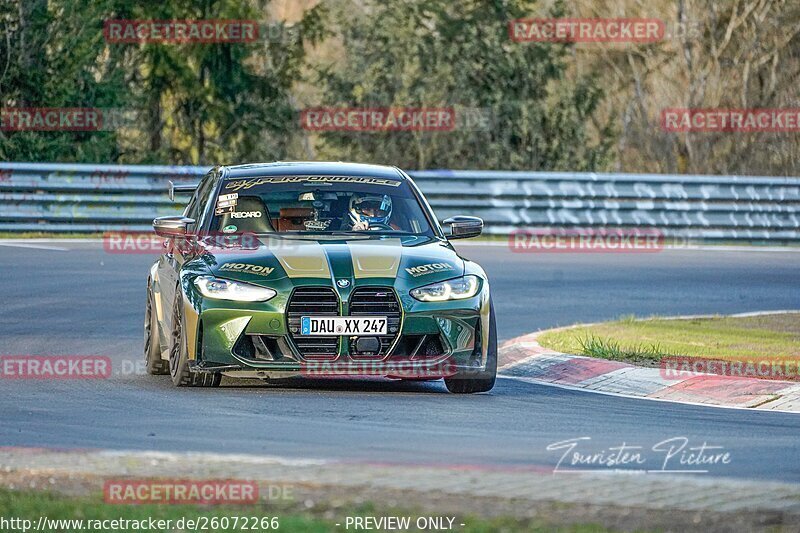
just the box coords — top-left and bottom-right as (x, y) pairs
(0, 162), (798, 240)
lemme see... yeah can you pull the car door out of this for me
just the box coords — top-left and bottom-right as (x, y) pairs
(157, 171), (217, 335)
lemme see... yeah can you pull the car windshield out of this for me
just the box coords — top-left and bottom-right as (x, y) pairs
(209, 175), (435, 236)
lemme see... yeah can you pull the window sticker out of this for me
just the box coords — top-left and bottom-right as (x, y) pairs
(216, 193), (238, 215)
(225, 176), (402, 192)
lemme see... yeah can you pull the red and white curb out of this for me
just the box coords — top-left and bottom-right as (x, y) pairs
(498, 331), (800, 413)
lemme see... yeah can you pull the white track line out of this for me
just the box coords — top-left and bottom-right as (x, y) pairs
(0, 242), (68, 251)
(0, 238), (102, 243)
(98, 449), (330, 467)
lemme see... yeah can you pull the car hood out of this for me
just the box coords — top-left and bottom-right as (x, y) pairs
(198, 234), (466, 285)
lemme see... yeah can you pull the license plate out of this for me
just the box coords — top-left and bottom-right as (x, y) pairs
(300, 316), (388, 336)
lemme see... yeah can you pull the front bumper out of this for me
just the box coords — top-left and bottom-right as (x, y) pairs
(184, 280), (490, 378)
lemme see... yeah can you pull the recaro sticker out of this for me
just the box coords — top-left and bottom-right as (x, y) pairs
(230, 211), (263, 219)
(219, 262), (274, 277)
(405, 262), (455, 277)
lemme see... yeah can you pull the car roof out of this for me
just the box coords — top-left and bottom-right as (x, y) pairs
(220, 161), (407, 180)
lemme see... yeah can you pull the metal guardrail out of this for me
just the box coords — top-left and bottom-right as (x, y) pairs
(1, 162), (799, 240)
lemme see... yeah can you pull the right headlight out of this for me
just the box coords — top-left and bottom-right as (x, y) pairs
(410, 275), (480, 302)
(193, 276), (277, 302)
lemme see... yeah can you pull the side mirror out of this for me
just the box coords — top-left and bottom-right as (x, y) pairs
(442, 216), (483, 240)
(153, 216), (195, 238)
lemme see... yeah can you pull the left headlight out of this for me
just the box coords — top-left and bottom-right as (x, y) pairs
(193, 276), (277, 302)
(410, 275), (481, 302)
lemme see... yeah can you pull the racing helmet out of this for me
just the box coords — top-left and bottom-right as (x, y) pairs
(349, 193), (392, 226)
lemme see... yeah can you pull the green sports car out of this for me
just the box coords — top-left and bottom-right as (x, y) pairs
(145, 162), (496, 393)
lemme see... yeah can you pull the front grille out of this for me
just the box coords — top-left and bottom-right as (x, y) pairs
(287, 287), (339, 359)
(348, 287), (401, 358)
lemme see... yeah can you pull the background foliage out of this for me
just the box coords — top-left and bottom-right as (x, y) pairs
(1, 0), (798, 174)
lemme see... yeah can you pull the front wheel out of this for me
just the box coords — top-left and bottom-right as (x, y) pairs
(444, 300), (497, 394)
(168, 290), (220, 388)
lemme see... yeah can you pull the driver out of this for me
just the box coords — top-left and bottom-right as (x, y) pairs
(346, 193), (395, 231)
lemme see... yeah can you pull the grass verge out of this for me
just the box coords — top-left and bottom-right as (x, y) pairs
(537, 313), (800, 374)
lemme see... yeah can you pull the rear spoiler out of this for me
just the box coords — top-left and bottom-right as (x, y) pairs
(168, 181), (198, 202)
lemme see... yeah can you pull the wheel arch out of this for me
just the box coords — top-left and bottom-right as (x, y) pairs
(176, 279), (202, 361)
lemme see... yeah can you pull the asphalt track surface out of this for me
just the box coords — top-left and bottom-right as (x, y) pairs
(1, 242), (799, 482)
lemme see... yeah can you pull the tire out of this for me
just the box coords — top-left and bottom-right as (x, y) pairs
(444, 299), (497, 394)
(145, 284), (169, 375)
(168, 290), (221, 388)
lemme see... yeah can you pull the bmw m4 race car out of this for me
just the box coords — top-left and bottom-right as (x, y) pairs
(145, 162), (496, 393)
